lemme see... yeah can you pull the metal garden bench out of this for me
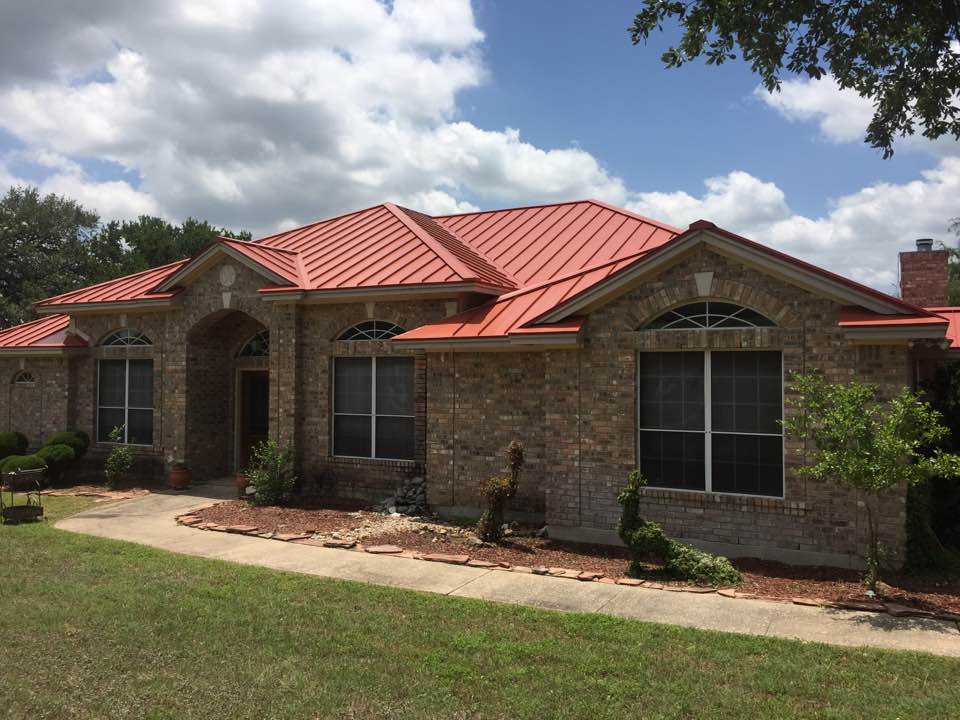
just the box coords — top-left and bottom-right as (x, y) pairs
(1, 467), (45, 523)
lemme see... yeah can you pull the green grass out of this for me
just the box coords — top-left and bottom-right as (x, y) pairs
(1, 496), (959, 719)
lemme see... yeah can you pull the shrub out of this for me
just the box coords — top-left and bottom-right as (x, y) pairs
(1, 453), (47, 475)
(103, 426), (133, 489)
(477, 440), (524, 542)
(36, 443), (77, 486)
(43, 430), (89, 458)
(617, 470), (741, 586)
(245, 440), (296, 506)
(0, 431), (29, 460)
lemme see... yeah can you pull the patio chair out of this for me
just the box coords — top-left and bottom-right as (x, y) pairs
(0, 467), (45, 523)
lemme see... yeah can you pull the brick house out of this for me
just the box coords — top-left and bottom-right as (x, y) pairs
(1, 200), (956, 568)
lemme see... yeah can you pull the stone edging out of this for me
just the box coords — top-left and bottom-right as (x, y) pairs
(174, 512), (960, 626)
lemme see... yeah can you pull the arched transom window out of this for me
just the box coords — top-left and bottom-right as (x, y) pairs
(338, 320), (406, 341)
(102, 329), (152, 346)
(12, 370), (35, 385)
(237, 330), (269, 357)
(645, 302), (776, 330)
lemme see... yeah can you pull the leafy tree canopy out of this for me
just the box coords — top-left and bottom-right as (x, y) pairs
(0, 185), (249, 328)
(630, 1), (960, 157)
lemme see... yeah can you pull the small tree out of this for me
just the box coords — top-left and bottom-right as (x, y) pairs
(477, 440), (524, 542)
(103, 426), (133, 489)
(783, 374), (960, 592)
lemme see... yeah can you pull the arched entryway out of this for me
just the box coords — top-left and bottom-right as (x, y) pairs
(185, 310), (269, 478)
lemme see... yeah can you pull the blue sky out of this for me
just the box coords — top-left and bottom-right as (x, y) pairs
(0, 0), (956, 289)
(464, 0), (930, 219)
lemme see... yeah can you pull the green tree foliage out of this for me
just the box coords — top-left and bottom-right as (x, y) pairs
(245, 440), (297, 506)
(477, 440), (524, 542)
(0, 185), (250, 328)
(783, 373), (960, 591)
(629, 1), (960, 157)
(103, 426), (133, 489)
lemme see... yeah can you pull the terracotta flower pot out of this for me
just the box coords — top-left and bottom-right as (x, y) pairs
(235, 471), (249, 498)
(168, 465), (192, 490)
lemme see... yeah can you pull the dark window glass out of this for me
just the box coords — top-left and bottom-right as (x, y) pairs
(712, 435), (783, 496)
(639, 431), (705, 491)
(126, 409), (154, 446)
(637, 352), (704, 431)
(97, 408), (125, 444)
(376, 357), (415, 416)
(98, 360), (126, 407)
(711, 351), (782, 434)
(333, 415), (371, 457)
(334, 358), (372, 414)
(97, 359), (153, 444)
(376, 417), (415, 459)
(128, 360), (153, 408)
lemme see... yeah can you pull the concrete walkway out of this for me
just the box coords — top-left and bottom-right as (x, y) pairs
(58, 483), (960, 658)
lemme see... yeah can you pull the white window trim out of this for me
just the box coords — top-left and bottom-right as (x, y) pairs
(332, 356), (415, 462)
(96, 358), (154, 447)
(636, 349), (785, 499)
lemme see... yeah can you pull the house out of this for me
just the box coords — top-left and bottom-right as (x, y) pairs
(1, 199), (956, 567)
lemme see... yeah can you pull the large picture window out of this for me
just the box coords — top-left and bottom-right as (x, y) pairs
(97, 359), (154, 445)
(333, 356), (415, 460)
(637, 351), (783, 497)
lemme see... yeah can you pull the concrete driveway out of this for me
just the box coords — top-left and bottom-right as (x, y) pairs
(58, 483), (960, 657)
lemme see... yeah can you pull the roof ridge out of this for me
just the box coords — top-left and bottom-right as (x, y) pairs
(0, 313), (61, 338)
(222, 236), (302, 258)
(35, 260), (186, 306)
(387, 204), (515, 289)
(496, 249), (650, 301)
(430, 198), (593, 220)
(585, 199), (683, 235)
(252, 204), (381, 245)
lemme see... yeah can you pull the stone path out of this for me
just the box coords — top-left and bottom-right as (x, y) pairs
(57, 483), (960, 657)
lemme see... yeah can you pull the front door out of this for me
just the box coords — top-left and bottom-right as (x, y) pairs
(238, 370), (269, 470)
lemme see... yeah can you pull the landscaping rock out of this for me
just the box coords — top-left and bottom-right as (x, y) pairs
(224, 524), (258, 534)
(374, 475), (428, 516)
(683, 586), (715, 593)
(577, 571), (604, 581)
(511, 565), (533, 573)
(936, 611), (960, 623)
(497, 561), (511, 568)
(531, 566), (549, 575)
(717, 588), (738, 598)
(884, 603), (935, 618)
(466, 559), (497, 568)
(598, 577), (617, 585)
(792, 597), (826, 607)
(365, 544), (404, 554)
(617, 578), (643, 586)
(640, 581), (663, 589)
(274, 532), (312, 542)
(829, 600), (885, 612)
(178, 515), (201, 525)
(422, 553), (470, 565)
(322, 539), (357, 548)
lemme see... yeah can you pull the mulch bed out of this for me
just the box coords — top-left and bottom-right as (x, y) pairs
(187, 500), (960, 616)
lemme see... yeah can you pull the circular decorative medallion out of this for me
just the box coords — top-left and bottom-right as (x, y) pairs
(219, 264), (237, 288)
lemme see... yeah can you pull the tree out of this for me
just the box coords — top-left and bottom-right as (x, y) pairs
(783, 373), (960, 592)
(629, 1), (960, 157)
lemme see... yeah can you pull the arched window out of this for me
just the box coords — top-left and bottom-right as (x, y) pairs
(337, 320), (406, 341)
(12, 370), (35, 385)
(644, 302), (776, 330)
(237, 330), (269, 357)
(102, 329), (152, 346)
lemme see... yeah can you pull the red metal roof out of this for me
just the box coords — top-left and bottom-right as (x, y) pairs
(393, 253), (645, 343)
(435, 199), (679, 286)
(924, 307), (960, 349)
(0, 314), (86, 350)
(36, 261), (185, 309)
(220, 238), (304, 286)
(838, 307), (949, 328)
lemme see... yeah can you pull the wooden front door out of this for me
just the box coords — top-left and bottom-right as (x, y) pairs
(238, 370), (269, 471)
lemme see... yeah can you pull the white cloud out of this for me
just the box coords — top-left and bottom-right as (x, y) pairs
(756, 76), (874, 144)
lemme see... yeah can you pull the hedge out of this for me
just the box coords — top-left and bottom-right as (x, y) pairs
(0, 431), (29, 460)
(43, 430), (89, 458)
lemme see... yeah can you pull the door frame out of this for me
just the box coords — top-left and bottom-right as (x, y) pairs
(233, 367), (269, 472)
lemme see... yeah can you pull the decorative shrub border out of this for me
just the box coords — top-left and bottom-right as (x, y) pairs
(174, 511), (960, 625)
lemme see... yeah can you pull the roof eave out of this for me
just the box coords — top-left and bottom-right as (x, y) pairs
(841, 326), (948, 343)
(258, 281), (511, 303)
(34, 296), (180, 315)
(154, 242), (294, 292)
(391, 331), (581, 351)
(0, 346), (87, 357)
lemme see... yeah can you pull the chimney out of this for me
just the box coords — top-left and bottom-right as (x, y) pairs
(899, 239), (948, 307)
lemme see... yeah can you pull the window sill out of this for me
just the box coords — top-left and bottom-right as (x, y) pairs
(329, 455), (418, 467)
(640, 486), (806, 513)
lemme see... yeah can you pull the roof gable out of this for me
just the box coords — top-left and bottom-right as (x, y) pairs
(0, 314), (86, 353)
(154, 238), (304, 292)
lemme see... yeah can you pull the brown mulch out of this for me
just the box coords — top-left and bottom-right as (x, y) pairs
(187, 500), (960, 615)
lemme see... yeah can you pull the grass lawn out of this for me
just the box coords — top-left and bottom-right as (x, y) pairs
(2, 497), (959, 719)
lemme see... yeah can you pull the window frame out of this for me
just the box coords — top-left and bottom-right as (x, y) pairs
(96, 358), (154, 447)
(102, 329), (153, 347)
(635, 350), (785, 499)
(331, 356), (416, 462)
(644, 301), (776, 330)
(12, 370), (36, 386)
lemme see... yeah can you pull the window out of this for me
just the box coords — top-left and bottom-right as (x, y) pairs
(333, 357), (415, 460)
(338, 320), (405, 341)
(12, 370), (35, 385)
(637, 351), (783, 497)
(102, 329), (152, 346)
(97, 359), (154, 445)
(237, 330), (269, 357)
(645, 302), (776, 330)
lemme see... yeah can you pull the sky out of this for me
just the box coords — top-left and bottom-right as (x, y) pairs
(0, 0), (957, 293)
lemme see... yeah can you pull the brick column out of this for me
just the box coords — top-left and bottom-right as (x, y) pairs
(543, 349), (582, 527)
(161, 321), (188, 463)
(269, 303), (299, 453)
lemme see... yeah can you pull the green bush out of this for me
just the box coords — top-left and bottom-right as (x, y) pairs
(0, 431), (29, 460)
(36, 443), (77, 486)
(245, 440), (296, 506)
(618, 470), (741, 586)
(1, 453), (48, 475)
(103, 426), (133, 489)
(43, 430), (89, 458)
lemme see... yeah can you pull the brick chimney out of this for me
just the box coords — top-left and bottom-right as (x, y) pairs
(899, 239), (948, 307)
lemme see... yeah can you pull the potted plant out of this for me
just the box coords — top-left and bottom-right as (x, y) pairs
(235, 468), (250, 497)
(167, 458), (192, 490)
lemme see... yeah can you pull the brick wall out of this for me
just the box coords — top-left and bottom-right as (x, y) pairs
(0, 357), (70, 448)
(899, 247), (948, 307)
